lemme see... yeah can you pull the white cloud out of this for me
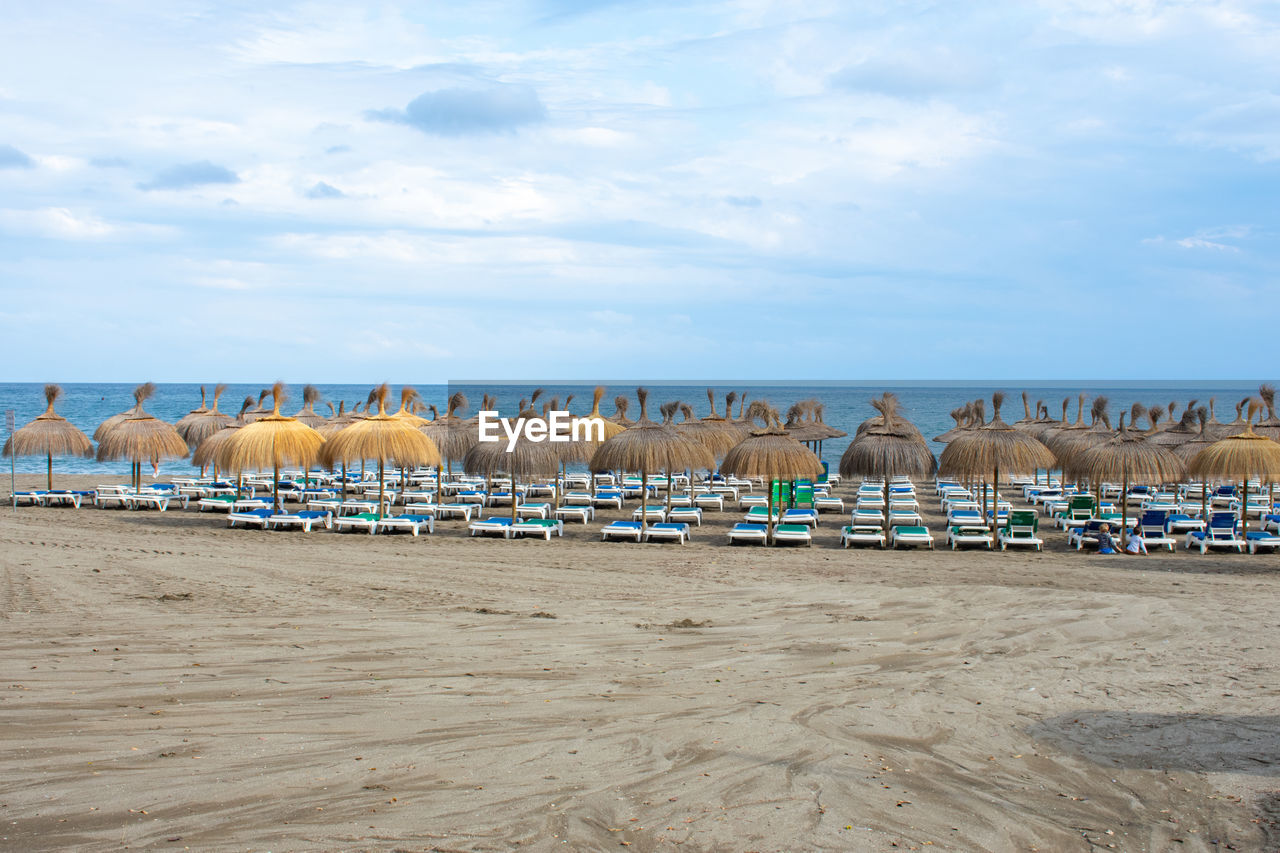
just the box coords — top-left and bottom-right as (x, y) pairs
(0, 207), (174, 240)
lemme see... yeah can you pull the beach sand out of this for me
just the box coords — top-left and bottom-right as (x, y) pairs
(1, 474), (1277, 851)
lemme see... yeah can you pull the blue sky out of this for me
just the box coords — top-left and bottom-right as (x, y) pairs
(1, 0), (1277, 382)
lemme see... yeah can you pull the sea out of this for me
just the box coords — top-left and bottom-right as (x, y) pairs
(0, 381), (1266, 476)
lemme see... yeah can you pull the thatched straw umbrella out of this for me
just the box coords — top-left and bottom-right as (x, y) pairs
(783, 399), (845, 460)
(241, 389), (274, 424)
(721, 408), (823, 545)
(679, 389), (747, 460)
(590, 388), (713, 531)
(420, 392), (477, 500)
(609, 395), (635, 427)
(1012, 391), (1035, 430)
(176, 384), (233, 447)
(1070, 411), (1186, 547)
(1171, 407), (1215, 522)
(939, 392), (1054, 533)
(292, 385), (328, 429)
(933, 403), (976, 444)
(96, 386), (189, 492)
(575, 387), (626, 497)
(94, 382), (157, 443)
(217, 383), (326, 512)
(463, 401), (559, 525)
(1188, 402), (1280, 541)
(1149, 401), (1201, 447)
(855, 392), (924, 441)
(1253, 385), (1280, 442)
(175, 384), (234, 477)
(841, 395), (937, 528)
(322, 385), (440, 516)
(2, 384), (94, 490)
(192, 397), (254, 488)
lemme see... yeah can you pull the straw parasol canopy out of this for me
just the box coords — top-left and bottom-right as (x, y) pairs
(934, 402), (980, 444)
(3, 384), (94, 490)
(854, 392), (923, 441)
(841, 395), (937, 528)
(94, 382), (157, 443)
(939, 392), (1054, 532)
(1187, 402), (1280, 540)
(721, 407), (823, 545)
(241, 389), (274, 424)
(677, 388), (747, 460)
(1255, 385), (1280, 442)
(291, 385), (328, 428)
(192, 396), (255, 475)
(609, 395), (635, 427)
(1149, 400), (1201, 447)
(176, 384), (234, 451)
(590, 388), (713, 530)
(322, 384), (440, 515)
(420, 391), (478, 473)
(96, 384), (189, 492)
(463, 417), (561, 525)
(1070, 410), (1186, 546)
(217, 382), (326, 511)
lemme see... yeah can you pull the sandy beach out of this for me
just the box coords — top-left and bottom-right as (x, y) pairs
(1, 474), (1278, 852)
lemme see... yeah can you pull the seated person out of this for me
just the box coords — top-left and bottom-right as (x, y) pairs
(1124, 522), (1147, 555)
(1096, 522), (1116, 555)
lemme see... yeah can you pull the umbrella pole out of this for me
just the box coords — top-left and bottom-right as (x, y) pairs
(511, 471), (519, 526)
(1120, 465), (1128, 549)
(767, 481), (774, 546)
(883, 477), (890, 531)
(992, 465), (999, 537)
(378, 460), (386, 519)
(642, 469), (649, 533)
(1241, 472), (1248, 542)
(274, 462), (281, 514)
(47, 452), (52, 491)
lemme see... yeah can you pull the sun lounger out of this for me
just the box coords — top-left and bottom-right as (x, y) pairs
(268, 510), (333, 532)
(644, 522), (691, 544)
(126, 493), (176, 511)
(198, 495), (237, 512)
(781, 508), (819, 528)
(1138, 511), (1177, 552)
(515, 502), (552, 519)
(772, 523), (812, 547)
(601, 520), (643, 541)
(93, 491), (132, 508)
(666, 506), (703, 526)
(744, 506), (780, 523)
(469, 517), (515, 538)
(1067, 519), (1105, 550)
(1165, 513), (1205, 533)
(813, 495), (844, 513)
(892, 525), (935, 549)
(1184, 512), (1245, 554)
(592, 491), (625, 510)
(1247, 531), (1280, 554)
(997, 511), (1043, 551)
(334, 512), (380, 535)
(693, 493), (725, 511)
(228, 508), (274, 529)
(510, 519), (563, 539)
(12, 490), (48, 506)
(563, 491), (594, 506)
(840, 525), (886, 549)
(947, 525), (993, 550)
(726, 522), (768, 545)
(738, 494), (768, 509)
(554, 505), (595, 523)
(376, 514), (434, 536)
(42, 490), (85, 508)
(632, 506), (668, 522)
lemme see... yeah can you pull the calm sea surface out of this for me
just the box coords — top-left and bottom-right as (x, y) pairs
(0, 381), (1264, 476)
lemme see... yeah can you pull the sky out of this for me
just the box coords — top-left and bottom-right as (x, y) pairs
(1, 0), (1277, 382)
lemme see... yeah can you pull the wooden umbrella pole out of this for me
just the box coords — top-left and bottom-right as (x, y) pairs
(1120, 465), (1129, 549)
(1241, 472), (1248, 541)
(46, 452), (52, 491)
(991, 465), (999, 536)
(273, 462), (280, 514)
(767, 479), (774, 547)
(378, 460), (386, 519)
(511, 470), (519, 525)
(641, 469), (649, 532)
(883, 476), (890, 531)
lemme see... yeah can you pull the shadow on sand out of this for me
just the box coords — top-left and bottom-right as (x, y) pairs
(1030, 711), (1280, 775)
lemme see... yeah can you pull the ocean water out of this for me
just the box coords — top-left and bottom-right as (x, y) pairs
(0, 381), (1265, 476)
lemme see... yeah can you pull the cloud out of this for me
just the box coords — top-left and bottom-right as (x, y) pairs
(829, 50), (994, 98)
(305, 181), (346, 199)
(368, 85), (547, 136)
(90, 156), (130, 168)
(138, 161), (240, 191)
(725, 195), (762, 208)
(0, 144), (34, 169)
(0, 207), (175, 241)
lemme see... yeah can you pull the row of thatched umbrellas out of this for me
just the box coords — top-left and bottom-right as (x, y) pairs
(842, 388), (1280, 547)
(7, 382), (1279, 547)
